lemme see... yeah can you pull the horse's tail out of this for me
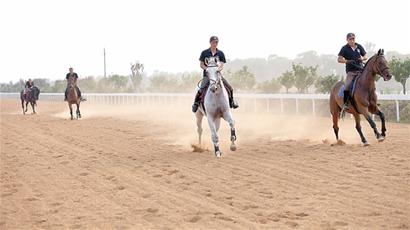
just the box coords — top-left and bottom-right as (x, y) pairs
(329, 81), (344, 115)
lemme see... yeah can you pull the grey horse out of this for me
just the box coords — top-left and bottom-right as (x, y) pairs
(195, 57), (237, 157)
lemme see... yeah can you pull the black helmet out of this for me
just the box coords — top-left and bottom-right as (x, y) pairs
(209, 36), (219, 43)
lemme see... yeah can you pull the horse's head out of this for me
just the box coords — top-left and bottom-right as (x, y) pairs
(205, 58), (221, 93)
(67, 76), (77, 90)
(368, 49), (392, 81)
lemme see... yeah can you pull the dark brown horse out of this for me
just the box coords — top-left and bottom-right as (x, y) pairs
(329, 49), (392, 146)
(20, 86), (40, 114)
(66, 76), (82, 120)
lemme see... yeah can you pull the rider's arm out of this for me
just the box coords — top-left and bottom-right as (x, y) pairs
(200, 61), (207, 70)
(358, 54), (368, 62)
(338, 55), (348, 64)
(358, 45), (368, 61)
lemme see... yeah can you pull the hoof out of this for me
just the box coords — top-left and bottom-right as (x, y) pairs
(377, 137), (385, 142)
(215, 151), (222, 158)
(362, 142), (370, 147)
(230, 143), (237, 151)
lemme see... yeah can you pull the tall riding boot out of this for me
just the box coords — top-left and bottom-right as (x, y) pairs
(229, 92), (239, 109)
(342, 90), (350, 110)
(192, 91), (201, 113)
(64, 89), (68, 101)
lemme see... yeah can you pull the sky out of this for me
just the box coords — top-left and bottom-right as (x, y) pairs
(0, 0), (409, 82)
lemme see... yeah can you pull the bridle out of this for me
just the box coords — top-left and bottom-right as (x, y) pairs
(207, 66), (222, 91)
(370, 55), (389, 77)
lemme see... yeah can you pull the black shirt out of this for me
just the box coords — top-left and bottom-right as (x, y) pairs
(66, 72), (79, 80)
(338, 43), (366, 73)
(199, 48), (226, 75)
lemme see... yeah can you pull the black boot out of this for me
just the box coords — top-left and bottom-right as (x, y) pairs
(192, 91), (201, 113)
(229, 95), (239, 109)
(342, 90), (350, 111)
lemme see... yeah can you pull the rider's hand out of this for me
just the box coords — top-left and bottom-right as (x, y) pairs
(346, 60), (354, 64)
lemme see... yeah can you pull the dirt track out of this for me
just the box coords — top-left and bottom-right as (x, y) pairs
(1, 99), (409, 229)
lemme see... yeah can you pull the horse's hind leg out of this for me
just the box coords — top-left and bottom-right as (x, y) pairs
(353, 113), (368, 145)
(223, 111), (237, 151)
(331, 112), (339, 141)
(195, 111), (203, 145)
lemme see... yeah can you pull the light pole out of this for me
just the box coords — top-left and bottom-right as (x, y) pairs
(104, 48), (106, 78)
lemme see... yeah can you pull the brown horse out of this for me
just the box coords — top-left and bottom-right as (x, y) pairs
(66, 76), (82, 120)
(329, 49), (392, 146)
(20, 86), (40, 114)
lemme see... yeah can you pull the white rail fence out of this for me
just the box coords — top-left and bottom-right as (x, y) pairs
(1, 93), (409, 122)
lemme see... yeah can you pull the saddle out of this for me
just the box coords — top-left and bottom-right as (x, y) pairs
(338, 71), (362, 98)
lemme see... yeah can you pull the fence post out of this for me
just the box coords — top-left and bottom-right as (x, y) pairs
(395, 100), (400, 122)
(266, 98), (270, 113)
(312, 98), (316, 116)
(295, 98), (299, 114)
(280, 98), (284, 113)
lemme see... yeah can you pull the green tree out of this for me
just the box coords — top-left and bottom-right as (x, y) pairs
(389, 57), (410, 94)
(315, 74), (340, 93)
(258, 78), (281, 93)
(226, 66), (256, 91)
(279, 70), (294, 93)
(149, 72), (179, 92)
(130, 62), (144, 91)
(292, 63), (317, 93)
(179, 71), (202, 92)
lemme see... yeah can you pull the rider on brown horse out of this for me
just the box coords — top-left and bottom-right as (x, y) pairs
(64, 67), (84, 101)
(192, 36), (239, 113)
(337, 33), (368, 112)
(23, 79), (34, 99)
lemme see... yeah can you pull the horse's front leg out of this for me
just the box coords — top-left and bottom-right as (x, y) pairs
(69, 103), (73, 120)
(31, 102), (36, 114)
(360, 107), (383, 142)
(223, 111), (237, 151)
(76, 103), (81, 119)
(195, 111), (203, 145)
(376, 110), (386, 137)
(21, 99), (25, 114)
(207, 117), (221, 157)
(25, 101), (29, 113)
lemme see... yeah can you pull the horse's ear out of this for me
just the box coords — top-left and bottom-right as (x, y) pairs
(377, 49), (381, 55)
(381, 49), (384, 55)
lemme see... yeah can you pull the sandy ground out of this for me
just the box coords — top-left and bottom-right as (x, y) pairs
(1, 99), (409, 229)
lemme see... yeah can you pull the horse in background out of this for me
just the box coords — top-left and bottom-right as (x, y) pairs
(20, 86), (40, 114)
(195, 57), (237, 157)
(66, 76), (82, 120)
(329, 49), (392, 146)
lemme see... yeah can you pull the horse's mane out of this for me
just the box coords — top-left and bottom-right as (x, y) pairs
(364, 53), (378, 69)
